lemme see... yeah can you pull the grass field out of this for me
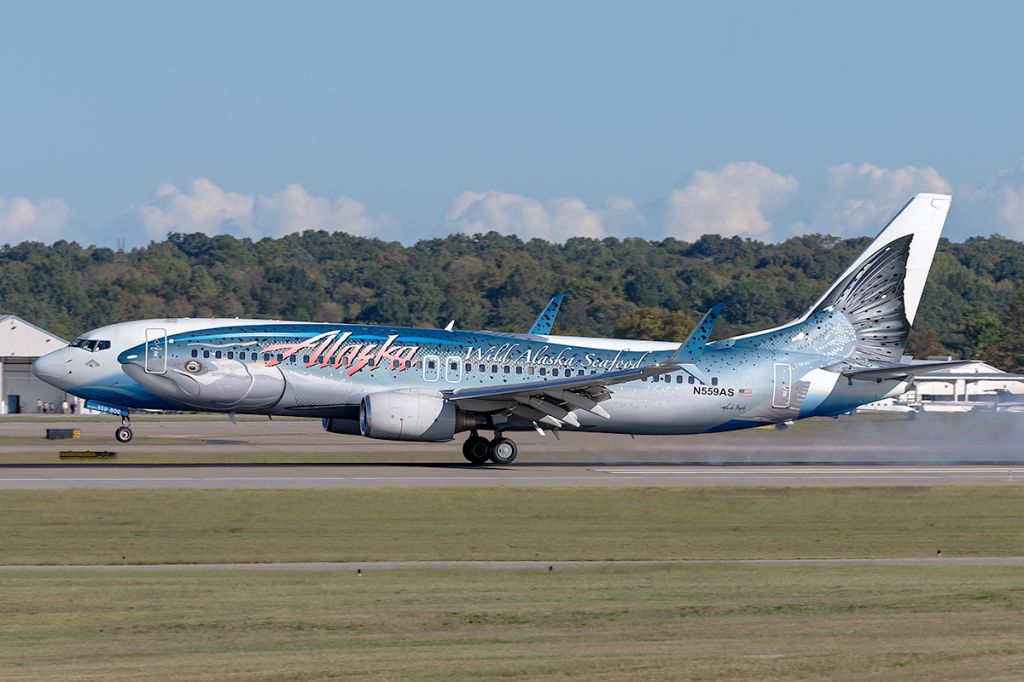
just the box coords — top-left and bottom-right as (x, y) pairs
(4, 486), (1023, 680)
(2, 487), (1022, 565)
(3, 564), (1024, 680)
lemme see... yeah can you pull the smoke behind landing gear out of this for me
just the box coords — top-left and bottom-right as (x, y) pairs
(527, 413), (1024, 465)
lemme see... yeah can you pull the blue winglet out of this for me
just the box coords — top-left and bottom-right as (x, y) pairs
(668, 304), (722, 365)
(528, 293), (567, 335)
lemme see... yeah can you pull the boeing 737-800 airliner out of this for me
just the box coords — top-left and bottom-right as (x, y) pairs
(34, 194), (960, 464)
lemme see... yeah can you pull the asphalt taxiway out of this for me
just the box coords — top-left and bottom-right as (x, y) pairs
(3, 557), (1023, 571)
(0, 463), (1020, 488)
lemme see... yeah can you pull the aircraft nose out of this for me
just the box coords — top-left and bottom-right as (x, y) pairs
(32, 349), (65, 383)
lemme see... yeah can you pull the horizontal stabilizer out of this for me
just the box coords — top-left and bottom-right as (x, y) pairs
(667, 305), (722, 365)
(842, 360), (974, 381)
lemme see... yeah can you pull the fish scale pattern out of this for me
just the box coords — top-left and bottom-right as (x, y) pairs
(814, 234), (913, 371)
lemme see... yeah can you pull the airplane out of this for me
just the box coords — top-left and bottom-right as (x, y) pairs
(34, 194), (962, 464)
(30, 296), (569, 444)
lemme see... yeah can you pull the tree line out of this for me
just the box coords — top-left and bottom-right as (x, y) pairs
(2, 230), (1023, 371)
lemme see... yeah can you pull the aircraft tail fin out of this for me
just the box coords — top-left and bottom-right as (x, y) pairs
(733, 194), (952, 370)
(806, 194), (951, 326)
(797, 193), (951, 368)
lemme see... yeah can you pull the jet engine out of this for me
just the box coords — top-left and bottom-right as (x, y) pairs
(359, 390), (466, 442)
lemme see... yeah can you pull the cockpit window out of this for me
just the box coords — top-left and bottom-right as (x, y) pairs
(68, 338), (111, 352)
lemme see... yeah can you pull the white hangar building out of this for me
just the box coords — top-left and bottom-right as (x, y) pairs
(0, 314), (78, 414)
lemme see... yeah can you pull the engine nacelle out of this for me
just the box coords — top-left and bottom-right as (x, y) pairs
(359, 389), (458, 442)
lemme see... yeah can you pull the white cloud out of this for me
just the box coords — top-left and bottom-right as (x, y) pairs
(12, 162), (1024, 248)
(127, 178), (394, 240)
(956, 166), (1024, 239)
(131, 178), (253, 239)
(0, 194), (73, 244)
(253, 184), (397, 237)
(812, 163), (952, 235)
(446, 190), (644, 241)
(662, 162), (799, 241)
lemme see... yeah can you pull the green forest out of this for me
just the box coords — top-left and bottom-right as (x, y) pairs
(2, 230), (1023, 371)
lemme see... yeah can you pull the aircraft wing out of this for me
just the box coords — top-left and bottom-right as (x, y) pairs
(841, 360), (975, 382)
(527, 293), (567, 335)
(446, 305), (721, 428)
(445, 363), (673, 427)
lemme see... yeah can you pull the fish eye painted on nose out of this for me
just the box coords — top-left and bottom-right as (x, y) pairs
(122, 354), (286, 411)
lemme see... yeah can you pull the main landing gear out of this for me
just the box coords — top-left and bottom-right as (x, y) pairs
(114, 415), (133, 443)
(461, 431), (518, 465)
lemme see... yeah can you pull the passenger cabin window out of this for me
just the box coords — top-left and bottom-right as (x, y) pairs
(191, 350), (198, 358)
(539, 368), (547, 376)
(251, 352), (258, 361)
(711, 377), (719, 386)
(215, 351), (222, 359)
(227, 351), (234, 359)
(676, 375), (683, 384)
(552, 368), (559, 377)
(516, 366), (523, 375)
(203, 350), (210, 358)
(688, 376), (695, 384)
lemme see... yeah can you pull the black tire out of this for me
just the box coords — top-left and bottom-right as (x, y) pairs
(462, 436), (490, 465)
(115, 426), (133, 443)
(488, 437), (517, 465)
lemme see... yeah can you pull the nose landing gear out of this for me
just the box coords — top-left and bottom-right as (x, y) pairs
(114, 415), (133, 443)
(461, 432), (518, 465)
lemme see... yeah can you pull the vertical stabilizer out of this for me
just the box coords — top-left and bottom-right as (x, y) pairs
(731, 194), (952, 371)
(807, 193), (951, 326)
(803, 193), (951, 368)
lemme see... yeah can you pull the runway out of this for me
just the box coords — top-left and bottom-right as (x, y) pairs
(0, 463), (1020, 488)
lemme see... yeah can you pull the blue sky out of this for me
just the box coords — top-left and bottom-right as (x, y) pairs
(1, 1), (1023, 247)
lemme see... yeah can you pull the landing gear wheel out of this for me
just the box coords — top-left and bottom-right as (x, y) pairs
(488, 437), (518, 465)
(115, 426), (134, 443)
(462, 435), (490, 465)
